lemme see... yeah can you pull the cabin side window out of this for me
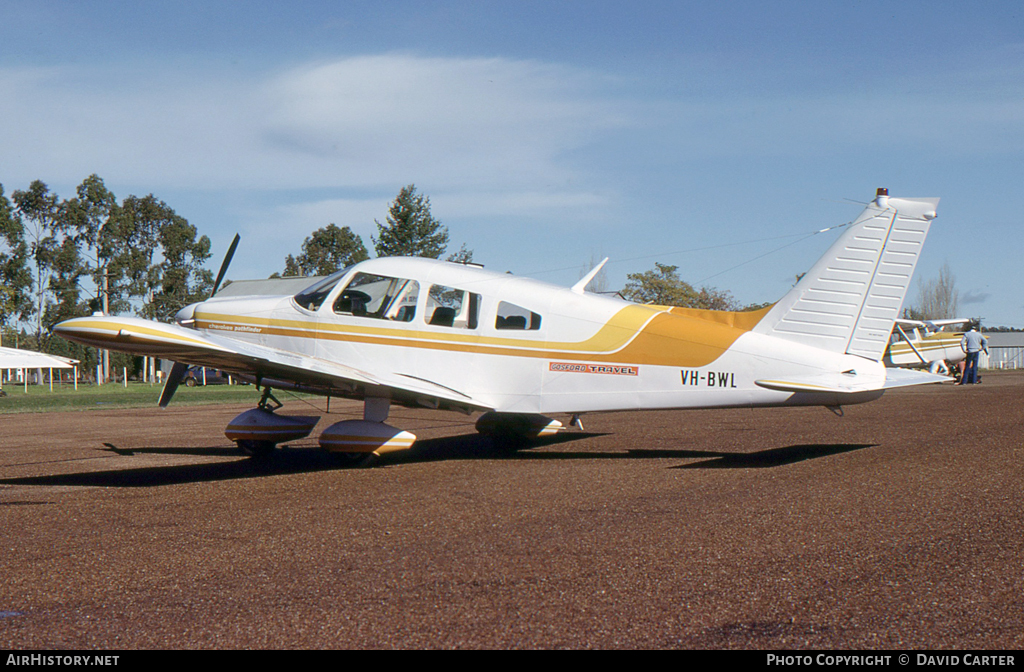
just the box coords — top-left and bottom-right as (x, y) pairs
(426, 285), (479, 329)
(495, 301), (542, 331)
(333, 272), (419, 322)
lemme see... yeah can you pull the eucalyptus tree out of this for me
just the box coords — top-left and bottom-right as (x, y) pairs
(909, 261), (960, 320)
(41, 236), (88, 336)
(145, 214), (213, 322)
(61, 174), (118, 313)
(621, 262), (737, 310)
(0, 185), (32, 332)
(98, 194), (211, 322)
(283, 223), (369, 276)
(12, 181), (62, 341)
(102, 194), (169, 315)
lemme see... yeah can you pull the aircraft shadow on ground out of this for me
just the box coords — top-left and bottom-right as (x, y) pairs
(0, 433), (609, 489)
(667, 443), (877, 469)
(0, 435), (876, 489)
(0, 446), (346, 488)
(374, 435), (878, 470)
(98, 443), (242, 457)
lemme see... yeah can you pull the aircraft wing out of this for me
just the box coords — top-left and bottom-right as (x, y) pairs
(52, 315), (491, 411)
(896, 318), (970, 329)
(923, 318), (972, 331)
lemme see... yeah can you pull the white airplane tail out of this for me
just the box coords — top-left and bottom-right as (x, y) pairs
(753, 189), (939, 362)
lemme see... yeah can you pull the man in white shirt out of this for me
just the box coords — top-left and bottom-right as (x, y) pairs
(960, 326), (988, 385)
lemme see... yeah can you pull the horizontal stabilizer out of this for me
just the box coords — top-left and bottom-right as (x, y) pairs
(755, 370), (885, 395)
(883, 367), (952, 388)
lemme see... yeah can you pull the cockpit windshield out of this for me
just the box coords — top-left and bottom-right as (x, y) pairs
(293, 267), (351, 311)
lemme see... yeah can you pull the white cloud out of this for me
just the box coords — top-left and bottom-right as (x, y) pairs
(257, 54), (625, 189)
(0, 54), (623, 194)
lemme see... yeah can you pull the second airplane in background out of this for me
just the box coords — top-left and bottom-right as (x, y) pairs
(885, 318), (974, 375)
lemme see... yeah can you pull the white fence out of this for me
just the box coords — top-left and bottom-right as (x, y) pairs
(986, 346), (1024, 369)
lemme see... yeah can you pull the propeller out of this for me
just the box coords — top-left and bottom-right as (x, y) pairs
(159, 233), (240, 408)
(211, 233), (240, 297)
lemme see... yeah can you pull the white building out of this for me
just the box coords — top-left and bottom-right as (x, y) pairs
(984, 332), (1024, 369)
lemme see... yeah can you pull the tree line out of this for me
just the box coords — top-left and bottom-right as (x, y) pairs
(1, 175), (213, 370)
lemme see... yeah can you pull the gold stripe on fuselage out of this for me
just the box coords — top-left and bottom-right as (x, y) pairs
(888, 337), (962, 356)
(195, 303), (773, 368)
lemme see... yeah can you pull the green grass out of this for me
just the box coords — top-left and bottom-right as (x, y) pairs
(0, 381), (265, 414)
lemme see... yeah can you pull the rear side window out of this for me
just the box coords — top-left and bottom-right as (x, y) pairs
(426, 285), (479, 329)
(496, 301), (541, 330)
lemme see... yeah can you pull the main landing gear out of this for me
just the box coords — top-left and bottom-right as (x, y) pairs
(474, 412), (565, 450)
(318, 396), (415, 465)
(225, 388), (568, 463)
(224, 388), (416, 465)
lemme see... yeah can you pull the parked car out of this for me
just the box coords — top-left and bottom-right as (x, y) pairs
(183, 366), (228, 387)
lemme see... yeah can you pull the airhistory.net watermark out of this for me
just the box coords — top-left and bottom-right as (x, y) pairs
(6, 655), (119, 667)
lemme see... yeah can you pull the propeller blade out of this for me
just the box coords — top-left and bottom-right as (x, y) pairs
(210, 233), (240, 298)
(160, 235), (237, 408)
(159, 361), (189, 408)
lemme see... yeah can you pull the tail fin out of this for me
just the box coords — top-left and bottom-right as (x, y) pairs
(753, 189), (939, 361)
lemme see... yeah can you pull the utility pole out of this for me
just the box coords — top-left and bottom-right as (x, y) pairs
(102, 267), (109, 384)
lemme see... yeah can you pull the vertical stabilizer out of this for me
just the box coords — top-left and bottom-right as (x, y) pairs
(753, 189), (939, 361)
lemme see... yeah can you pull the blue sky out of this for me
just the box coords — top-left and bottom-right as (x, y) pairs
(2, 1), (1023, 326)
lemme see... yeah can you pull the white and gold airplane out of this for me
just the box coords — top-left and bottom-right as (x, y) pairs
(54, 188), (944, 461)
(885, 318), (972, 374)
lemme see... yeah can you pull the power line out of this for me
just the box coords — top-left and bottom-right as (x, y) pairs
(522, 220), (853, 281)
